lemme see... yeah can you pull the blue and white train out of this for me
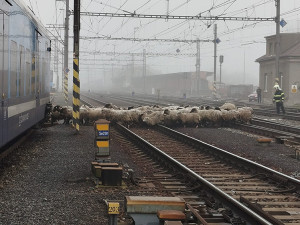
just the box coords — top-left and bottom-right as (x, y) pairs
(1, 0), (51, 148)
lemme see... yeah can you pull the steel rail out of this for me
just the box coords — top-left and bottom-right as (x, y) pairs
(251, 117), (300, 135)
(115, 123), (273, 225)
(157, 124), (300, 189)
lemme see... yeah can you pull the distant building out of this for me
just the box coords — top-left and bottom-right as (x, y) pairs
(256, 33), (300, 105)
(131, 71), (213, 97)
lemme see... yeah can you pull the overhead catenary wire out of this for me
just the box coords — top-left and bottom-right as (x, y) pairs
(115, 0), (275, 57)
(28, 0), (300, 81)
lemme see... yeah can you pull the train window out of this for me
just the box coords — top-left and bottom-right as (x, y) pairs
(19, 45), (25, 97)
(25, 49), (31, 95)
(10, 40), (18, 97)
(35, 32), (42, 95)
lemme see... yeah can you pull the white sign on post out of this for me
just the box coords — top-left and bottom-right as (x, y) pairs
(291, 85), (297, 93)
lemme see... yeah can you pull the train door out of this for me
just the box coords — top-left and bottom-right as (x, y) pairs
(35, 31), (41, 110)
(0, 4), (9, 147)
(0, 9), (3, 146)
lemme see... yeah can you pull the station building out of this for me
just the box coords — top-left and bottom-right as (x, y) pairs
(256, 33), (300, 106)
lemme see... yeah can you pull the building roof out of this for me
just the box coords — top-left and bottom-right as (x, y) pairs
(256, 32), (300, 63)
(256, 41), (300, 62)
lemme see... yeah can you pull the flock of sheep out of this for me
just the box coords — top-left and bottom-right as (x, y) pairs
(51, 103), (253, 127)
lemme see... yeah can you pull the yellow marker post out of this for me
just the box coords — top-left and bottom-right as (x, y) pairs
(108, 202), (119, 214)
(108, 202), (119, 225)
(94, 119), (111, 161)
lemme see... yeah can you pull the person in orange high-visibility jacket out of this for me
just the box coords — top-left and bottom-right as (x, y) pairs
(273, 85), (285, 114)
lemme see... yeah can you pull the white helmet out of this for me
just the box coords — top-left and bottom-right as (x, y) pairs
(274, 84), (280, 89)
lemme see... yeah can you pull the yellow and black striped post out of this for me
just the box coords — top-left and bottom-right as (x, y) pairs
(63, 0), (70, 104)
(72, 58), (80, 132)
(64, 71), (68, 103)
(213, 81), (217, 99)
(73, 0), (80, 133)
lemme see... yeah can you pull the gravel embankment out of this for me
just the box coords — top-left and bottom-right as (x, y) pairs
(0, 126), (109, 224)
(0, 118), (166, 225)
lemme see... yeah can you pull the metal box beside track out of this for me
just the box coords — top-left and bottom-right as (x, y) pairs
(102, 167), (122, 186)
(125, 196), (185, 225)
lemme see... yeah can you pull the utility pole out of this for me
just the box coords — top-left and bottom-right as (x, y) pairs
(243, 50), (246, 84)
(55, 40), (59, 91)
(166, 0), (170, 21)
(213, 24), (217, 98)
(62, 47), (64, 92)
(219, 55), (223, 83)
(196, 39), (200, 95)
(214, 24), (217, 83)
(73, 0), (80, 133)
(131, 53), (134, 84)
(64, 0), (70, 103)
(143, 49), (146, 93)
(275, 0), (281, 86)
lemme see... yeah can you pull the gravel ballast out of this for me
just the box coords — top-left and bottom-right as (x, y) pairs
(175, 126), (300, 178)
(1, 94), (299, 224)
(1, 123), (299, 224)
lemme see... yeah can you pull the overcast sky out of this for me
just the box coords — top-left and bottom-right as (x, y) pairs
(22, 0), (300, 88)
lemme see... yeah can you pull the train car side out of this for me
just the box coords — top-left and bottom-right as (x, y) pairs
(0, 0), (51, 148)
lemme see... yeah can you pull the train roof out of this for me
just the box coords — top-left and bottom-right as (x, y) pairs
(10, 0), (50, 39)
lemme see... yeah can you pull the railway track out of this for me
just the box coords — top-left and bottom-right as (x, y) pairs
(80, 93), (300, 223)
(234, 117), (300, 146)
(114, 123), (300, 225)
(253, 109), (300, 121)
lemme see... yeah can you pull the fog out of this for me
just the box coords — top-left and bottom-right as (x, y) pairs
(23, 0), (300, 92)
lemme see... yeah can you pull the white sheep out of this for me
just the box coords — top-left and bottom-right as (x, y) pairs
(220, 103), (236, 111)
(237, 107), (253, 123)
(142, 111), (164, 126)
(52, 103), (253, 127)
(178, 112), (200, 126)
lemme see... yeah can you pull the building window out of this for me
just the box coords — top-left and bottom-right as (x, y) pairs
(264, 73), (268, 92)
(269, 43), (273, 55)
